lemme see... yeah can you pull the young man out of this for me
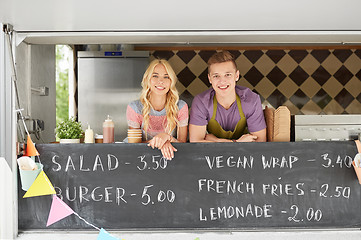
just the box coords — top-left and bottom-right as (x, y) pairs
(189, 51), (266, 142)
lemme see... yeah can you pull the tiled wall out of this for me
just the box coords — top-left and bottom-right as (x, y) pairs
(149, 49), (361, 115)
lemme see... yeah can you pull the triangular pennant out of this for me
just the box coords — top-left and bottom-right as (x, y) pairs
(97, 228), (120, 240)
(23, 170), (56, 198)
(26, 135), (39, 156)
(47, 195), (75, 226)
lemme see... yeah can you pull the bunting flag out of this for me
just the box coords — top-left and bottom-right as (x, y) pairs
(97, 228), (120, 240)
(23, 170), (56, 198)
(25, 135), (39, 156)
(47, 195), (75, 226)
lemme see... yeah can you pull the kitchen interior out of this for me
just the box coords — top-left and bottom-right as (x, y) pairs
(15, 41), (361, 145)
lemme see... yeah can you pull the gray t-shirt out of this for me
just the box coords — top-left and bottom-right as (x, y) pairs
(189, 86), (266, 133)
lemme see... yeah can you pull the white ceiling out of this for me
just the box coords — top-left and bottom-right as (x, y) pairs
(1, 0), (361, 45)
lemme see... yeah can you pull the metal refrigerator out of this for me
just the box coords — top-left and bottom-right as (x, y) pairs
(77, 51), (149, 142)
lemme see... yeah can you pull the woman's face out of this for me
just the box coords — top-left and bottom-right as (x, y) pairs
(149, 64), (171, 96)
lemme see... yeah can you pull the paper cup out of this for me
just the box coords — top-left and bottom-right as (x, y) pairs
(128, 137), (142, 143)
(128, 133), (142, 137)
(19, 162), (43, 191)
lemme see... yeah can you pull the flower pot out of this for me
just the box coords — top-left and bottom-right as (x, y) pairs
(59, 139), (80, 144)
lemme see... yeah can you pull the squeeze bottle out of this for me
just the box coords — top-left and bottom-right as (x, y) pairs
(103, 115), (114, 143)
(84, 124), (94, 143)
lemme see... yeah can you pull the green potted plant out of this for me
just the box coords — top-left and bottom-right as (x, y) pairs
(55, 117), (84, 143)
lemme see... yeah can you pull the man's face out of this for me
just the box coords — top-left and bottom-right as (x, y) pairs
(208, 61), (239, 98)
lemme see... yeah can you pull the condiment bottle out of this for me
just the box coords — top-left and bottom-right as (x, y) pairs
(84, 124), (94, 143)
(103, 115), (114, 143)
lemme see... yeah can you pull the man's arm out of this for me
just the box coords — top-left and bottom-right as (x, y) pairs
(189, 124), (234, 142)
(250, 128), (267, 142)
(189, 124), (212, 142)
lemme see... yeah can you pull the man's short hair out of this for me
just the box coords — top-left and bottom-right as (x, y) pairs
(207, 51), (237, 72)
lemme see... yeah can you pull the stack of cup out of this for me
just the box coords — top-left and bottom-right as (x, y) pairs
(128, 129), (142, 143)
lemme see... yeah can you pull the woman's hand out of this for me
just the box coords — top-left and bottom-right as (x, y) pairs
(160, 141), (177, 160)
(237, 134), (258, 142)
(147, 133), (171, 149)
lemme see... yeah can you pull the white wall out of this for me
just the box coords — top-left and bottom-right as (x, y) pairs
(1, 0), (360, 31)
(0, 24), (17, 240)
(15, 43), (56, 143)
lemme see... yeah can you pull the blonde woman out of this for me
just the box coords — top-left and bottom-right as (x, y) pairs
(126, 59), (188, 160)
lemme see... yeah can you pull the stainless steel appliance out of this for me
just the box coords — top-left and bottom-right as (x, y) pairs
(295, 115), (361, 141)
(77, 51), (149, 141)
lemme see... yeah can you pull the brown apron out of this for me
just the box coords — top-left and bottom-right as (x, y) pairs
(206, 94), (247, 140)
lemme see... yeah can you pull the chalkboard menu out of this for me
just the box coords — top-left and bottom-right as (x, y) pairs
(18, 142), (361, 230)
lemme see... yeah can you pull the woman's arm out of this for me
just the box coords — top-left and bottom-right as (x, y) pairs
(171, 125), (187, 143)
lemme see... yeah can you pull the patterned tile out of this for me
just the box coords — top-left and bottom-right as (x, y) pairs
(288, 50), (308, 64)
(334, 66), (354, 85)
(299, 54), (320, 75)
(312, 89), (332, 109)
(198, 51), (217, 63)
(149, 49), (361, 114)
(311, 50), (331, 63)
(345, 99), (361, 114)
(177, 67), (196, 88)
(301, 100), (322, 115)
(334, 88), (355, 109)
(168, 54), (186, 75)
(289, 89), (310, 109)
(333, 49), (353, 63)
(322, 54), (343, 75)
(322, 77), (343, 98)
(187, 78), (209, 97)
(244, 66), (264, 87)
(198, 69), (211, 87)
(300, 78), (321, 98)
(311, 66), (331, 86)
(188, 54), (208, 77)
(266, 50), (286, 64)
(176, 51), (196, 64)
(277, 54), (298, 75)
(267, 89), (287, 108)
(345, 77), (361, 97)
(354, 49), (361, 60)
(237, 78), (254, 90)
(175, 81), (186, 95)
(243, 50), (264, 64)
(282, 100), (301, 115)
(254, 54), (275, 76)
(344, 54), (361, 74)
(236, 54), (253, 75)
(278, 78), (298, 98)
(153, 51), (174, 60)
(323, 99), (344, 114)
(180, 90), (194, 109)
(289, 66), (309, 86)
(255, 78), (276, 99)
(228, 50), (242, 60)
(266, 66), (286, 87)
(355, 69), (361, 81)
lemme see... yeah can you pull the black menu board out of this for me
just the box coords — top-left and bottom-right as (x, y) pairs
(18, 142), (361, 230)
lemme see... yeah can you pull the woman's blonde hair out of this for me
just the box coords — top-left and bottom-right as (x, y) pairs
(140, 59), (179, 139)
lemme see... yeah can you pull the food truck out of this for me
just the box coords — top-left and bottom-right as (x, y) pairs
(1, 0), (361, 239)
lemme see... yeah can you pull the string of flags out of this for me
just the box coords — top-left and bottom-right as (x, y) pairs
(18, 134), (201, 240)
(19, 134), (123, 240)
